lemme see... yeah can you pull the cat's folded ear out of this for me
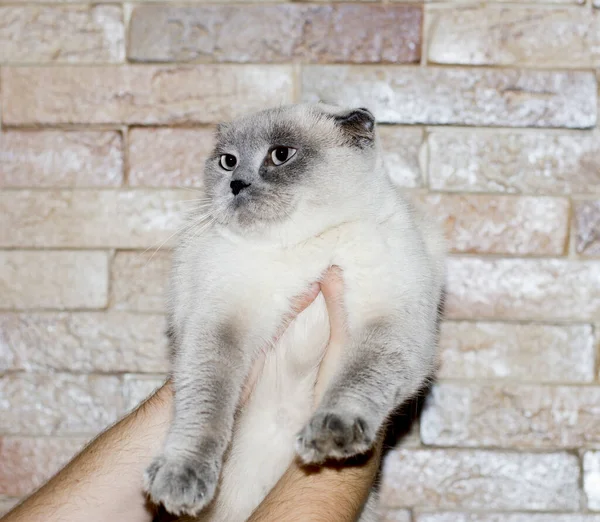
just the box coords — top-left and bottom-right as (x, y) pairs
(333, 107), (376, 148)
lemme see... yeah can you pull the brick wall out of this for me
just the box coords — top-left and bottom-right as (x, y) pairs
(1, 1), (599, 520)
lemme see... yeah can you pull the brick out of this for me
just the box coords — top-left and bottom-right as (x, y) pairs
(301, 66), (597, 128)
(0, 131), (122, 188)
(380, 510), (412, 522)
(0, 251), (108, 310)
(585, 451), (600, 510)
(428, 130), (600, 195)
(0, 5), (123, 64)
(0, 190), (190, 248)
(427, 6), (600, 68)
(0, 312), (168, 373)
(1, 65), (293, 125)
(128, 128), (213, 187)
(0, 437), (86, 496)
(438, 322), (595, 383)
(379, 127), (423, 188)
(575, 201), (600, 257)
(416, 514), (600, 522)
(416, 194), (569, 255)
(0, 373), (122, 435)
(445, 258), (600, 321)
(420, 382), (600, 449)
(380, 449), (580, 510)
(129, 5), (421, 64)
(122, 374), (167, 411)
(110, 251), (170, 312)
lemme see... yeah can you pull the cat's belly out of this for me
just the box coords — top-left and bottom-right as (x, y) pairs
(199, 294), (330, 522)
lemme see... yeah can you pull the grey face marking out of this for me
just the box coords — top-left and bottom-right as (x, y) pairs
(202, 103), (376, 231)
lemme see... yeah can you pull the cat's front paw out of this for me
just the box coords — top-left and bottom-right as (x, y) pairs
(143, 455), (218, 516)
(295, 411), (374, 464)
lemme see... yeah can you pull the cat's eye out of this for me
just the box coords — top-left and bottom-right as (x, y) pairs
(270, 147), (297, 166)
(220, 154), (237, 171)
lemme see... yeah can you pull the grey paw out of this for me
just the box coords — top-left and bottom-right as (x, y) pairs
(143, 455), (218, 516)
(295, 411), (374, 464)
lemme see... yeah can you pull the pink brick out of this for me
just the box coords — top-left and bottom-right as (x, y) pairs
(128, 128), (213, 187)
(421, 382), (600, 449)
(0, 437), (87, 496)
(0, 312), (168, 373)
(110, 251), (171, 312)
(302, 66), (597, 128)
(428, 129), (600, 195)
(0, 190), (189, 248)
(129, 5), (421, 64)
(439, 322), (595, 383)
(0, 5), (123, 64)
(417, 194), (569, 255)
(380, 449), (581, 510)
(446, 258), (600, 321)
(0, 373), (122, 435)
(0, 131), (122, 188)
(427, 6), (600, 68)
(0, 251), (108, 310)
(1, 65), (293, 125)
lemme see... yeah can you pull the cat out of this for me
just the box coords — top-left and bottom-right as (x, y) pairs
(144, 103), (445, 521)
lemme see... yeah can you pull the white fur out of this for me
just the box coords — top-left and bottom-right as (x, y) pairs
(155, 104), (446, 521)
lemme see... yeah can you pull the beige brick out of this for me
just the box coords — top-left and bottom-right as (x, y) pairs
(0, 312), (168, 373)
(445, 258), (600, 321)
(416, 194), (569, 255)
(122, 374), (167, 411)
(428, 130), (600, 195)
(0, 373), (122, 435)
(380, 510), (412, 522)
(0, 251), (108, 310)
(379, 127), (423, 188)
(1, 65), (293, 125)
(380, 449), (580, 510)
(128, 128), (213, 187)
(416, 514), (600, 522)
(0, 190), (189, 248)
(110, 251), (171, 312)
(0, 5), (123, 64)
(585, 451), (600, 510)
(0, 437), (87, 496)
(575, 201), (600, 257)
(129, 5), (421, 64)
(439, 322), (595, 383)
(421, 382), (600, 449)
(301, 66), (597, 128)
(0, 131), (122, 188)
(428, 6), (600, 68)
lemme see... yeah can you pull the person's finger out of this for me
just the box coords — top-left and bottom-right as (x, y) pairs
(314, 266), (347, 406)
(320, 266), (346, 344)
(274, 282), (321, 341)
(241, 282), (321, 407)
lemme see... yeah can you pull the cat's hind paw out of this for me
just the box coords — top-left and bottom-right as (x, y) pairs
(143, 455), (218, 517)
(295, 411), (374, 465)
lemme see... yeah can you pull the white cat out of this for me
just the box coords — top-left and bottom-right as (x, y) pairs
(144, 103), (445, 521)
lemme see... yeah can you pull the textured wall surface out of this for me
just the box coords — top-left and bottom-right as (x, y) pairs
(1, 0), (599, 520)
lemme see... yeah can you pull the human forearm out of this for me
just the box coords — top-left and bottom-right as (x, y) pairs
(247, 437), (382, 522)
(2, 383), (172, 522)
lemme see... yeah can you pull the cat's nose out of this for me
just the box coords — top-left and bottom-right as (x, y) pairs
(230, 180), (251, 196)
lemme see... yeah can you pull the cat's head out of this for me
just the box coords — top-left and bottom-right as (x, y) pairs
(202, 103), (383, 239)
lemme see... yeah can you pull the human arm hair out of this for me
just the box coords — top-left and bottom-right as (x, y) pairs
(2, 382), (173, 522)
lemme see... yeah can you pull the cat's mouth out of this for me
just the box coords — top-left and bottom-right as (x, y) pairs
(223, 187), (296, 229)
